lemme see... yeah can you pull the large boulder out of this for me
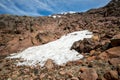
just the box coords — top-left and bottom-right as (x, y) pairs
(35, 32), (55, 44)
(71, 37), (101, 53)
(99, 46), (120, 59)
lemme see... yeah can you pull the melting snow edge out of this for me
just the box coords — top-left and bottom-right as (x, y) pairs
(7, 30), (93, 67)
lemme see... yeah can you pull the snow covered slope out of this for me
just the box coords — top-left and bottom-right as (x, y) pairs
(7, 30), (93, 67)
(0, 0), (110, 16)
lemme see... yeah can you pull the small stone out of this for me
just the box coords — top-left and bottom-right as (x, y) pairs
(88, 62), (94, 68)
(48, 76), (52, 79)
(66, 71), (73, 78)
(11, 74), (17, 79)
(92, 35), (99, 41)
(45, 59), (54, 70)
(87, 56), (96, 62)
(73, 60), (83, 65)
(90, 50), (95, 56)
(104, 70), (118, 80)
(59, 71), (66, 75)
(79, 67), (87, 73)
(19, 36), (24, 41)
(79, 68), (98, 80)
(39, 73), (45, 79)
(93, 30), (99, 33)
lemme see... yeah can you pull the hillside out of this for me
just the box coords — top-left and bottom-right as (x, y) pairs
(0, 0), (120, 80)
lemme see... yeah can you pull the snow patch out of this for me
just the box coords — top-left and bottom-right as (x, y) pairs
(52, 15), (57, 18)
(7, 30), (93, 67)
(49, 15), (61, 18)
(61, 11), (76, 15)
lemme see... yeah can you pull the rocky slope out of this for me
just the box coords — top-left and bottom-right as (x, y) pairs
(0, 0), (120, 80)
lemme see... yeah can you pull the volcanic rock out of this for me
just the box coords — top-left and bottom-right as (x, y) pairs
(35, 32), (55, 44)
(99, 46), (120, 59)
(39, 73), (46, 79)
(71, 38), (101, 53)
(104, 70), (119, 80)
(44, 59), (54, 70)
(59, 71), (66, 75)
(79, 68), (98, 80)
(109, 58), (120, 67)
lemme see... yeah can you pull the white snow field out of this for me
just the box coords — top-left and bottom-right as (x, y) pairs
(7, 30), (93, 67)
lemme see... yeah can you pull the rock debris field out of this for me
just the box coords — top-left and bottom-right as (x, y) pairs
(0, 0), (120, 80)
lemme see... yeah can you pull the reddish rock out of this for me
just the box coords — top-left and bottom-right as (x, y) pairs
(35, 32), (55, 44)
(66, 71), (73, 78)
(66, 60), (83, 66)
(8, 42), (20, 53)
(104, 70), (119, 80)
(79, 67), (88, 72)
(73, 60), (83, 65)
(92, 35), (100, 41)
(48, 76), (52, 79)
(93, 30), (99, 33)
(90, 50), (96, 56)
(59, 71), (66, 75)
(7, 37), (18, 45)
(44, 59), (54, 70)
(87, 56), (96, 62)
(79, 68), (98, 80)
(19, 37), (33, 48)
(109, 58), (120, 67)
(32, 38), (39, 45)
(99, 47), (120, 59)
(98, 52), (108, 60)
(113, 34), (120, 39)
(7, 38), (20, 53)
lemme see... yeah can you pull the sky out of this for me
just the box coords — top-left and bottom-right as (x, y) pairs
(0, 0), (111, 16)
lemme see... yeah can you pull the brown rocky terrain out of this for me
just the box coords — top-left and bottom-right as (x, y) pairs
(0, 0), (120, 80)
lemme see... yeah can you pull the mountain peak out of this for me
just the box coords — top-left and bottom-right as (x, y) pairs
(106, 0), (120, 6)
(104, 0), (120, 16)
